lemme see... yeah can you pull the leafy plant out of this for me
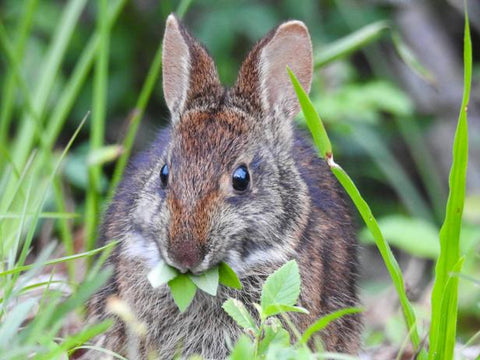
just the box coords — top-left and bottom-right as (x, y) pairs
(223, 260), (361, 359)
(147, 260), (242, 312)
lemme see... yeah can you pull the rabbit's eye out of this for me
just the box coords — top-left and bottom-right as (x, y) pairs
(232, 165), (250, 192)
(160, 164), (169, 188)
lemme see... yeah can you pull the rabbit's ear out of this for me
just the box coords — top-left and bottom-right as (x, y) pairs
(162, 14), (220, 118)
(234, 20), (312, 119)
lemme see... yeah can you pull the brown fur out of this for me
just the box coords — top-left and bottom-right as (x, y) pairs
(86, 14), (361, 359)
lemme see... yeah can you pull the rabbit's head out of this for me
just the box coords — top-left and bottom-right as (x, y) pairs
(130, 15), (313, 275)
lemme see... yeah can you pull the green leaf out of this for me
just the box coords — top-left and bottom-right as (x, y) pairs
(147, 260), (179, 288)
(0, 241), (117, 277)
(330, 165), (423, 354)
(87, 145), (123, 166)
(228, 334), (254, 360)
(0, 299), (36, 347)
(300, 307), (362, 345)
(222, 298), (258, 332)
(359, 215), (439, 259)
(219, 262), (242, 289)
(189, 266), (219, 296)
(392, 31), (435, 85)
(36, 320), (112, 360)
(168, 274), (197, 312)
(288, 68), (332, 158)
(429, 6), (471, 359)
(261, 260), (300, 310)
(258, 326), (290, 356)
(264, 343), (300, 360)
(352, 124), (433, 223)
(314, 21), (390, 68)
(263, 304), (309, 318)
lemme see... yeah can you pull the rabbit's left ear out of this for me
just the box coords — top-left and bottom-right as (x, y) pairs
(233, 21), (313, 119)
(162, 14), (221, 119)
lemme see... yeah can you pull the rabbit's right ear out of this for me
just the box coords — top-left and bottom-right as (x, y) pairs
(233, 21), (313, 120)
(162, 14), (220, 119)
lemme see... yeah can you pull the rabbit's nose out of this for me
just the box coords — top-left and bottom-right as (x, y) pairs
(168, 240), (203, 271)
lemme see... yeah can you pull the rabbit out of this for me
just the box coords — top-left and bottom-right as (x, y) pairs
(87, 14), (361, 359)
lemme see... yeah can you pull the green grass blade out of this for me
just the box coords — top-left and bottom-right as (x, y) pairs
(288, 67), (332, 157)
(85, 0), (110, 253)
(352, 124), (434, 223)
(107, 1), (191, 199)
(428, 6), (471, 358)
(314, 21), (389, 68)
(0, 0), (38, 148)
(0, 242), (117, 277)
(51, 177), (76, 280)
(0, 212), (78, 220)
(300, 307), (362, 345)
(176, 0), (194, 18)
(0, 21), (41, 129)
(0, 298), (36, 348)
(12, 114), (88, 276)
(393, 116), (447, 223)
(11, 0), (88, 171)
(391, 31), (435, 85)
(107, 41), (163, 199)
(43, 0), (128, 150)
(330, 165), (423, 352)
(289, 69), (425, 357)
(37, 320), (112, 360)
(0, 151), (35, 215)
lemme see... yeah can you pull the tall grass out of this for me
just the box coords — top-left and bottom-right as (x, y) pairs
(428, 6), (472, 358)
(290, 3), (472, 357)
(0, 0), (194, 356)
(289, 68), (425, 357)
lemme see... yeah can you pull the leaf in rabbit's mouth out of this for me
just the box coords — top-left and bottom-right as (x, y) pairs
(147, 260), (242, 312)
(147, 259), (178, 287)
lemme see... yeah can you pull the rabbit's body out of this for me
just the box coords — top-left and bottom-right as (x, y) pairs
(88, 15), (361, 358)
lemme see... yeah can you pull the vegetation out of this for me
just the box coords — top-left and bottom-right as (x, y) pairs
(0, 0), (478, 359)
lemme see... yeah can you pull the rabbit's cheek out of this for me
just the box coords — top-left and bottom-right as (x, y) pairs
(122, 232), (162, 269)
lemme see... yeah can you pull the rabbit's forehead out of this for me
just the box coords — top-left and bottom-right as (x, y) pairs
(171, 108), (252, 165)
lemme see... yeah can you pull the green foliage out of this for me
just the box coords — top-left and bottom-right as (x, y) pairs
(300, 308), (362, 345)
(428, 6), (472, 359)
(219, 261), (243, 289)
(167, 274), (197, 313)
(290, 66), (425, 356)
(228, 334), (255, 360)
(315, 20), (390, 68)
(309, 81), (413, 125)
(190, 267), (219, 296)
(223, 299), (258, 332)
(289, 3), (474, 356)
(223, 259), (359, 359)
(147, 259), (178, 288)
(288, 67), (332, 157)
(260, 260), (301, 314)
(147, 261), (241, 312)
(359, 215), (440, 259)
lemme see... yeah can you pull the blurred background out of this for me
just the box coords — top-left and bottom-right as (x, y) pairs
(0, 0), (479, 356)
